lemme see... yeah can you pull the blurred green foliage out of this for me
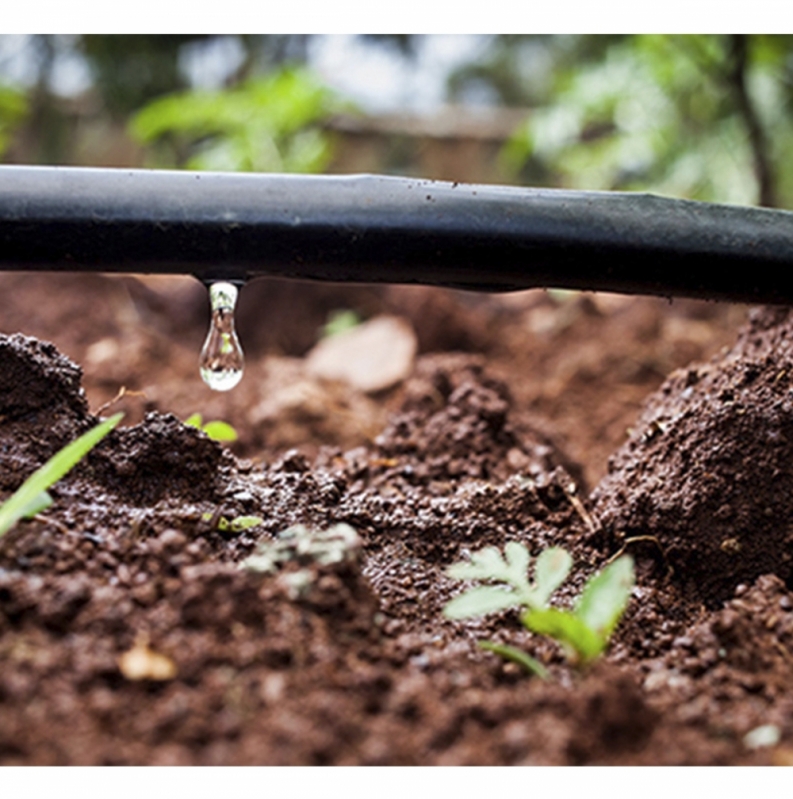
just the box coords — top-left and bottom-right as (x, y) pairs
(497, 35), (793, 207)
(79, 35), (202, 117)
(0, 85), (28, 156)
(129, 66), (344, 173)
(3, 34), (793, 206)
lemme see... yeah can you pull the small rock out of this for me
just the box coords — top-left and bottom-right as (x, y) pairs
(305, 315), (417, 394)
(743, 724), (781, 750)
(118, 637), (177, 681)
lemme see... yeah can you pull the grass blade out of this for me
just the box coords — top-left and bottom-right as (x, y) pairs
(0, 412), (123, 538)
(19, 490), (54, 519)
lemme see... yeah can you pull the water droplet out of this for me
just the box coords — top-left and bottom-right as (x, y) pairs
(200, 281), (244, 391)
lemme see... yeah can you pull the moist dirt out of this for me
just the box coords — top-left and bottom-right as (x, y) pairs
(1, 272), (790, 765)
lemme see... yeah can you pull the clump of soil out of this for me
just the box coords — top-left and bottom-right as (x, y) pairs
(372, 353), (571, 484)
(0, 334), (91, 491)
(593, 306), (793, 607)
(4, 283), (793, 765)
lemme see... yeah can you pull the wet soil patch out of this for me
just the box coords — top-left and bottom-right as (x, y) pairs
(2, 277), (793, 765)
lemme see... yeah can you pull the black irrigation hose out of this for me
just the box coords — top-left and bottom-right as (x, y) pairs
(1, 165), (793, 304)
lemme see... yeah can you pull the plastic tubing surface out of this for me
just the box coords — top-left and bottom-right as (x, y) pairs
(2, 165), (793, 303)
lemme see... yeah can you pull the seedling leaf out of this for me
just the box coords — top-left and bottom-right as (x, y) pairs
(531, 547), (573, 606)
(0, 413), (123, 538)
(446, 546), (506, 581)
(478, 641), (549, 680)
(322, 309), (362, 338)
(201, 421), (238, 442)
(523, 606), (605, 663)
(503, 541), (532, 588)
(184, 413), (238, 442)
(242, 523), (361, 573)
(443, 543), (635, 670)
(228, 515), (264, 532)
(575, 555), (635, 639)
(447, 545), (531, 598)
(204, 513), (264, 532)
(443, 585), (524, 619)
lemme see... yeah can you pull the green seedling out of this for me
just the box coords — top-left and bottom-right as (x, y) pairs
(242, 523), (361, 573)
(184, 413), (238, 443)
(444, 542), (634, 670)
(0, 412), (124, 539)
(201, 512), (264, 533)
(322, 309), (362, 339)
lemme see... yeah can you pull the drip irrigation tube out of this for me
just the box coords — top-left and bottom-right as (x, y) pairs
(1, 165), (793, 304)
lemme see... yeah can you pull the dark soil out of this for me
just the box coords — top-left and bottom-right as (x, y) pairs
(2, 271), (791, 765)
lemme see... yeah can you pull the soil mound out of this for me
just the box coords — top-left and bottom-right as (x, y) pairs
(592, 306), (793, 606)
(0, 334), (92, 492)
(373, 353), (565, 484)
(0, 333), (229, 508)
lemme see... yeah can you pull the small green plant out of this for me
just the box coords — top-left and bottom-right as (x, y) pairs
(321, 309), (362, 339)
(184, 413), (238, 443)
(0, 412), (124, 539)
(242, 523), (361, 573)
(200, 511), (264, 533)
(444, 542), (634, 672)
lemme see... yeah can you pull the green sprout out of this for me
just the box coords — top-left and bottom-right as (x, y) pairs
(184, 413), (238, 443)
(242, 523), (361, 573)
(0, 413), (124, 539)
(321, 309), (362, 339)
(201, 512), (264, 533)
(444, 542), (634, 674)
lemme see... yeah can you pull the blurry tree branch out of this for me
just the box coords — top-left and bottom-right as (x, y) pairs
(727, 34), (777, 207)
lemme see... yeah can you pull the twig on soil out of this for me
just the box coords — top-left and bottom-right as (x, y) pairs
(561, 483), (599, 536)
(606, 534), (673, 578)
(93, 386), (147, 416)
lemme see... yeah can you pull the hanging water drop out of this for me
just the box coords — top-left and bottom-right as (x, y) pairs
(200, 281), (244, 391)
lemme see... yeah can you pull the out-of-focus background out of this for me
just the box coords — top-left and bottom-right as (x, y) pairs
(0, 35), (785, 484)
(2, 34), (793, 205)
